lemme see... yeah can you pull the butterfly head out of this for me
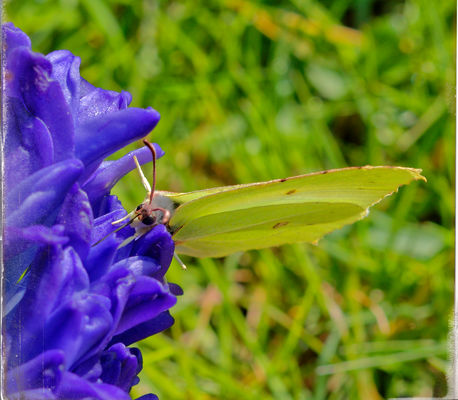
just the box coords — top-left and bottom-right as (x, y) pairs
(92, 140), (177, 249)
(134, 192), (174, 227)
(135, 203), (156, 225)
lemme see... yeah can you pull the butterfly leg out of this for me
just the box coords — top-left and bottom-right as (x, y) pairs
(173, 252), (187, 270)
(118, 234), (137, 249)
(112, 212), (133, 225)
(150, 207), (171, 224)
(133, 155), (152, 193)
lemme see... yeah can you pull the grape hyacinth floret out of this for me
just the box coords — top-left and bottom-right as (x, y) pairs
(3, 23), (181, 400)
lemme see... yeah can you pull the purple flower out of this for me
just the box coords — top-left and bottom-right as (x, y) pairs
(3, 23), (179, 399)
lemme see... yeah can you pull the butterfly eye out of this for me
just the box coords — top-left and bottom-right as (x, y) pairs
(142, 216), (155, 225)
(136, 204), (143, 211)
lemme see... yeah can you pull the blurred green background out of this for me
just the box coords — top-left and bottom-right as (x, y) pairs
(6, 0), (455, 398)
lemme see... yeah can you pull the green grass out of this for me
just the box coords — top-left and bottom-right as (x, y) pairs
(6, 0), (455, 398)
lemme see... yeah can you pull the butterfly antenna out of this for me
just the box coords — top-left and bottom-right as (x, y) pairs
(173, 252), (187, 270)
(142, 139), (157, 205)
(92, 216), (139, 247)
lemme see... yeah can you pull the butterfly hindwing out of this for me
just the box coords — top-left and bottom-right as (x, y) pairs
(172, 202), (365, 257)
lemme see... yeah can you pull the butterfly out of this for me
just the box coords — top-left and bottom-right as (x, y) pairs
(104, 140), (426, 265)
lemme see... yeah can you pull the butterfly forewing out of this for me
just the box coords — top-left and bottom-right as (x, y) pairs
(164, 166), (425, 258)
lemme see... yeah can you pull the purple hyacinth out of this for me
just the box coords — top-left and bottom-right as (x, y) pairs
(3, 23), (180, 400)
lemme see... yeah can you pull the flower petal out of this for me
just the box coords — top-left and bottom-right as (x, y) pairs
(56, 184), (93, 260)
(79, 86), (132, 124)
(8, 388), (58, 400)
(5, 98), (54, 190)
(136, 394), (159, 400)
(6, 246), (90, 366)
(99, 343), (140, 392)
(85, 234), (120, 282)
(75, 107), (160, 179)
(43, 292), (113, 368)
(114, 276), (177, 334)
(56, 371), (131, 400)
(6, 159), (84, 227)
(4, 224), (68, 259)
(82, 145), (164, 213)
(110, 311), (175, 347)
(6, 349), (65, 394)
(3, 22), (31, 57)
(131, 224), (175, 279)
(168, 282), (184, 296)
(89, 266), (133, 332)
(8, 46), (74, 161)
(5, 164), (85, 295)
(90, 207), (135, 250)
(110, 256), (162, 278)
(94, 193), (130, 219)
(46, 50), (81, 119)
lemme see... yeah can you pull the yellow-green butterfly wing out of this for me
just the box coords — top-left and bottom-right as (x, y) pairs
(163, 166), (425, 258)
